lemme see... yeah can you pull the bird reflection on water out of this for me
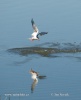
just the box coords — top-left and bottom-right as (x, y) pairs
(31, 79), (38, 93)
(29, 69), (46, 93)
(30, 68), (39, 81)
(29, 69), (38, 93)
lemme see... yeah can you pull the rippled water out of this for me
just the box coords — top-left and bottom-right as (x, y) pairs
(0, 0), (81, 100)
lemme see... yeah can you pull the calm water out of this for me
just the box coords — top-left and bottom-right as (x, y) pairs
(0, 0), (81, 100)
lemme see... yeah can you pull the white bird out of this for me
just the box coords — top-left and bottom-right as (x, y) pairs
(29, 19), (48, 41)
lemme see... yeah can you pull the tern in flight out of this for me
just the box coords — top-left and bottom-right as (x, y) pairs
(29, 19), (48, 41)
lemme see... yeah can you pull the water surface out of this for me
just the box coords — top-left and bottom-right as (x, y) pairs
(0, 0), (81, 100)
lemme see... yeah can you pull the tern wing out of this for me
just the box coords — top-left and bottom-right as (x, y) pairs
(31, 19), (39, 33)
(36, 32), (48, 39)
(38, 32), (48, 36)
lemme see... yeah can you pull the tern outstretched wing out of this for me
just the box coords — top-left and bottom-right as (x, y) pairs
(38, 32), (48, 36)
(36, 32), (48, 39)
(31, 19), (39, 33)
